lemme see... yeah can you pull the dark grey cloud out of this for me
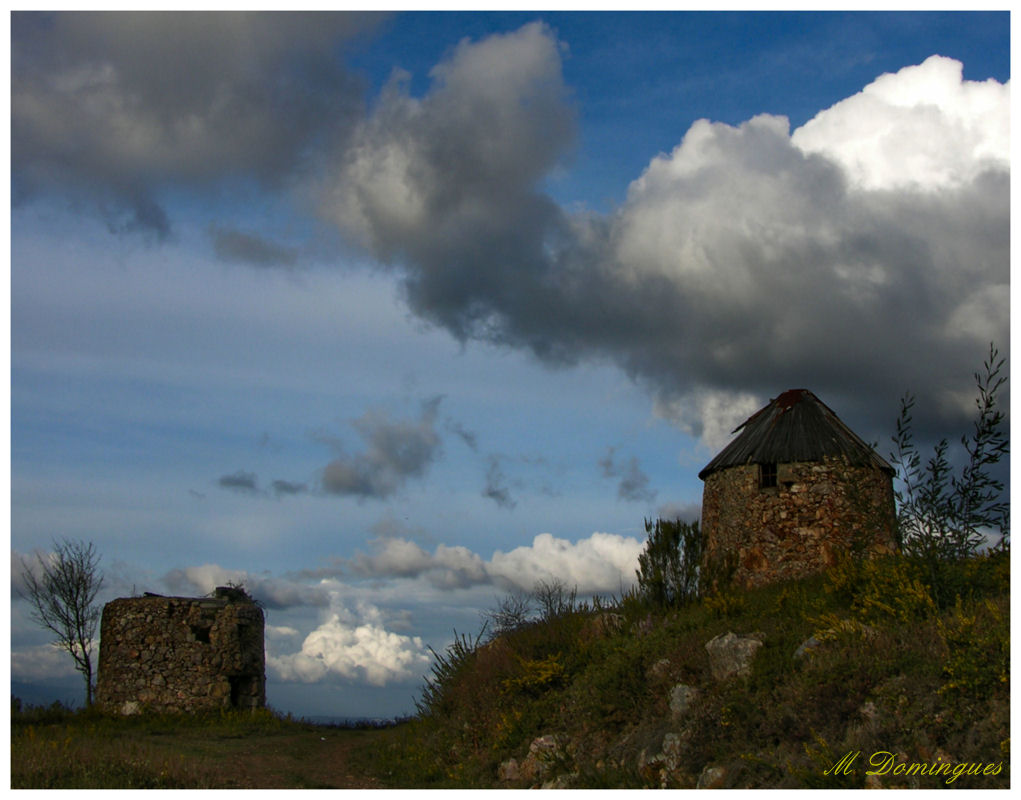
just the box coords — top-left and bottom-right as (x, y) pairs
(13, 16), (1007, 458)
(319, 27), (1008, 451)
(482, 456), (516, 509)
(288, 562), (345, 582)
(600, 448), (657, 504)
(370, 514), (432, 542)
(216, 472), (308, 499)
(11, 10), (384, 236)
(218, 470), (260, 494)
(210, 225), (299, 269)
(341, 538), (477, 590)
(446, 419), (479, 451)
(320, 397), (443, 500)
(271, 479), (307, 498)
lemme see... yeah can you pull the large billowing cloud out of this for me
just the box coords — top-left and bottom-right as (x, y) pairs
(11, 10), (383, 236)
(320, 26), (1008, 445)
(347, 530), (644, 595)
(267, 604), (429, 686)
(13, 16), (1008, 446)
(489, 532), (645, 594)
(791, 55), (1008, 192)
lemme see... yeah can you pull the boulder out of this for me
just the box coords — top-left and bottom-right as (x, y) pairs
(704, 632), (764, 681)
(668, 683), (699, 719)
(541, 772), (579, 789)
(661, 732), (683, 771)
(497, 758), (520, 782)
(647, 658), (672, 681)
(697, 764), (727, 789)
(519, 734), (567, 782)
(637, 731), (687, 788)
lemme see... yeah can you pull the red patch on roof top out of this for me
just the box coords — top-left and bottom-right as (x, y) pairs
(774, 388), (811, 411)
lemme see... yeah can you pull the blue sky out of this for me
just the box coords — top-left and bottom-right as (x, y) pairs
(9, 11), (1010, 720)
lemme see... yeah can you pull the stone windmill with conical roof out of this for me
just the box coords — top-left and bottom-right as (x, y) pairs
(698, 389), (897, 588)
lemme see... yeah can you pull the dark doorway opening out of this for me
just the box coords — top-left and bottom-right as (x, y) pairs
(229, 675), (258, 709)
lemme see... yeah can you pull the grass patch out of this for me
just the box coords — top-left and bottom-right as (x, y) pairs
(11, 705), (390, 789)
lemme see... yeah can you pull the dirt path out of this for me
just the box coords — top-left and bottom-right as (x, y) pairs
(209, 728), (387, 789)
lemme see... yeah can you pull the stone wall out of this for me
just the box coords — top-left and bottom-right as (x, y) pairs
(701, 457), (897, 588)
(96, 588), (265, 714)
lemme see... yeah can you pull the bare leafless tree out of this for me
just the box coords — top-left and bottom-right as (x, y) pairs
(20, 539), (105, 706)
(482, 588), (533, 637)
(532, 577), (578, 623)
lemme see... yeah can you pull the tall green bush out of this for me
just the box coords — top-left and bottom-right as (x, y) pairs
(890, 343), (1008, 559)
(635, 518), (704, 607)
(889, 343), (1008, 603)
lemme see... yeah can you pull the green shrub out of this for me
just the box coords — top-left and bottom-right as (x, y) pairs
(824, 554), (935, 626)
(636, 518), (704, 607)
(501, 653), (566, 695)
(938, 596), (1009, 705)
(889, 343), (1009, 605)
(416, 627), (487, 717)
(703, 591), (747, 618)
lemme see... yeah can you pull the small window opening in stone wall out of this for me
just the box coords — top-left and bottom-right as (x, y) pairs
(191, 624), (211, 643)
(760, 462), (777, 489)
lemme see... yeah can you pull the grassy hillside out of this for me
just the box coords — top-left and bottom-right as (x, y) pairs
(357, 551), (1009, 789)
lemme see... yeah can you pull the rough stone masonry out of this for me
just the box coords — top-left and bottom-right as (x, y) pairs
(701, 458), (897, 587)
(699, 389), (898, 588)
(95, 586), (266, 714)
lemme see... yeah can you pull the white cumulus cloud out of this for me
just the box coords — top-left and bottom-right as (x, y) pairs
(792, 55), (1009, 191)
(346, 530), (645, 596)
(268, 607), (429, 686)
(488, 532), (645, 594)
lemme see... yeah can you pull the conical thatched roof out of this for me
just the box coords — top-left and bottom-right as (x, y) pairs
(698, 389), (893, 480)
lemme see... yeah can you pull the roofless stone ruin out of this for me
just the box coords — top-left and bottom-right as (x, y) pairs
(96, 586), (266, 715)
(699, 388), (897, 587)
